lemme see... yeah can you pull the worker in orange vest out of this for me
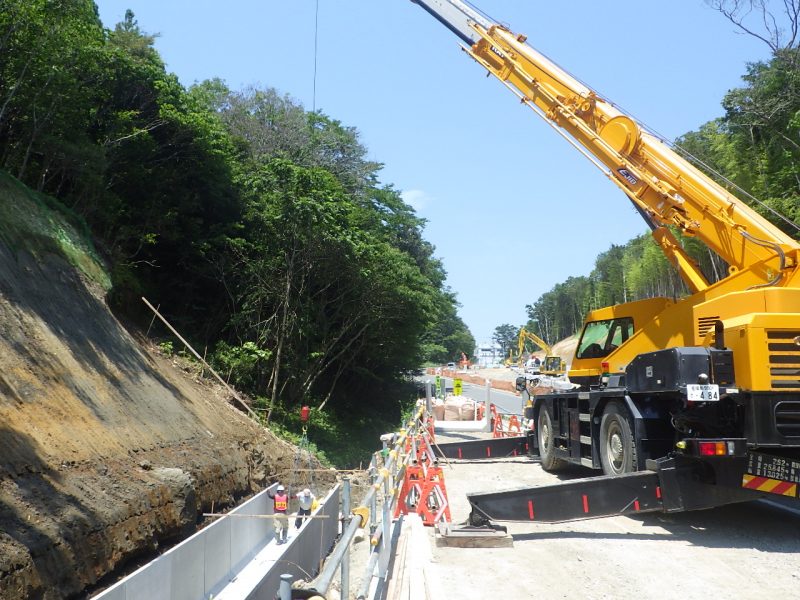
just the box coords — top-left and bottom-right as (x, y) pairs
(268, 483), (289, 544)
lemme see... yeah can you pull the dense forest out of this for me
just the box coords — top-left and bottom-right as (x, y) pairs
(0, 1), (475, 464)
(496, 1), (800, 349)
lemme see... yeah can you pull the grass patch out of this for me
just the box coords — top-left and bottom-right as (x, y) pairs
(0, 170), (110, 290)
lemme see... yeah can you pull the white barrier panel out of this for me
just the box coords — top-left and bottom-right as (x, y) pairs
(433, 417), (489, 432)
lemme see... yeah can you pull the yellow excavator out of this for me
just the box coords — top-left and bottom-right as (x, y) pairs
(515, 327), (565, 376)
(410, 0), (800, 521)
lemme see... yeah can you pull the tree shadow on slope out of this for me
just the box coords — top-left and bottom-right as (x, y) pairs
(0, 427), (107, 597)
(0, 243), (193, 420)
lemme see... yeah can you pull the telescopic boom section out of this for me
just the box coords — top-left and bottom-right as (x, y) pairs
(410, 0), (489, 45)
(409, 0), (800, 291)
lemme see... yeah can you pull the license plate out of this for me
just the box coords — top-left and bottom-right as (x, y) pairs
(686, 383), (720, 401)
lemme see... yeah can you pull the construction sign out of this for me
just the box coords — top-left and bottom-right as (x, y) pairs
(435, 376), (442, 398)
(453, 378), (463, 396)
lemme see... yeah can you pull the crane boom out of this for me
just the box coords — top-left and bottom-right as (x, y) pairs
(408, 0), (800, 294)
(410, 0), (487, 45)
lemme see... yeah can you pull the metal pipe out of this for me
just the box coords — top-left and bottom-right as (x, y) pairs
(484, 379), (493, 432)
(425, 380), (433, 414)
(378, 470), (392, 578)
(279, 573), (292, 600)
(313, 508), (361, 594)
(311, 408), (422, 595)
(341, 478), (351, 600)
(356, 546), (381, 600)
(369, 455), (378, 536)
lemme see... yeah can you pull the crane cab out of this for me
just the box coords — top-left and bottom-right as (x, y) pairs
(569, 297), (672, 389)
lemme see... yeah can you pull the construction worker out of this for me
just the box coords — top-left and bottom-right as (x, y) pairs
(267, 483), (289, 544)
(295, 488), (315, 529)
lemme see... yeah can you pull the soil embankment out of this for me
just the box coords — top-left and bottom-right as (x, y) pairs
(0, 175), (313, 598)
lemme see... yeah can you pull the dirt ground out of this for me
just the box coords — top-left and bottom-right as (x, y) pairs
(426, 432), (800, 600)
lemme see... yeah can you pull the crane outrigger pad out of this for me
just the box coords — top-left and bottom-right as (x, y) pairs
(434, 435), (535, 460)
(467, 471), (663, 524)
(435, 521), (513, 548)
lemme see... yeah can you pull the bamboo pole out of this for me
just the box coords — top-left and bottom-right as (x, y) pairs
(203, 513), (330, 520)
(141, 297), (261, 421)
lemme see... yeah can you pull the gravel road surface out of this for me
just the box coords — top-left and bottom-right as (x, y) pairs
(426, 433), (800, 600)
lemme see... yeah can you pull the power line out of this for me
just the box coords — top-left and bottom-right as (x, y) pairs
(313, 0), (319, 112)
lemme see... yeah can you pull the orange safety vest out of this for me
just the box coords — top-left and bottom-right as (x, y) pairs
(274, 493), (288, 512)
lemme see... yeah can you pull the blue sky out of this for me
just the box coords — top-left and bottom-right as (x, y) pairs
(95, 1), (769, 344)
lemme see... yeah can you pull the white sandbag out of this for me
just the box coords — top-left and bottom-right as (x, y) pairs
(432, 400), (445, 421)
(443, 395), (464, 421)
(459, 400), (478, 421)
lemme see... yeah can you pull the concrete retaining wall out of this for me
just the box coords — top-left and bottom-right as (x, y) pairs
(94, 484), (340, 600)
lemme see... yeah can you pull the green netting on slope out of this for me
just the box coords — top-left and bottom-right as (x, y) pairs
(0, 170), (110, 290)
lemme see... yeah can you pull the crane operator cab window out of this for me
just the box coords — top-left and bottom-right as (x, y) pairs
(576, 317), (634, 359)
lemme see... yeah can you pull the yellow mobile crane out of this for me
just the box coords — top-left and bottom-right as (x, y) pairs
(412, 0), (800, 522)
(515, 327), (565, 376)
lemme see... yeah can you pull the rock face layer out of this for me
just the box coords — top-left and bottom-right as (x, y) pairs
(0, 180), (296, 599)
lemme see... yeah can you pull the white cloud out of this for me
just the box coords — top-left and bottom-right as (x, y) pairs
(401, 189), (432, 212)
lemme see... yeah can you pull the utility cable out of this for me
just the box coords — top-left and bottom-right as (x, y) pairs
(313, 0), (319, 112)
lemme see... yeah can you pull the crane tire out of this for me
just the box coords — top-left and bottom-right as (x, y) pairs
(599, 401), (637, 475)
(537, 405), (567, 471)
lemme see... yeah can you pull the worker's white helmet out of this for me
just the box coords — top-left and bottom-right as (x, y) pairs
(302, 488), (311, 496)
(277, 484), (285, 491)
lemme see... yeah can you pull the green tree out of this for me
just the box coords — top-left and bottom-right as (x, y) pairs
(0, 5), (476, 461)
(492, 323), (518, 361)
(0, 0), (106, 193)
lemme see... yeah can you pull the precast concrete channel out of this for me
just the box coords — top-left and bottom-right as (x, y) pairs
(92, 405), (438, 600)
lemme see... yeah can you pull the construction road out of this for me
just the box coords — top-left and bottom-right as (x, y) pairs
(425, 431), (800, 600)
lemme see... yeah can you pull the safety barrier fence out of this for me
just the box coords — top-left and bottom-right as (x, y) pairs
(310, 380), (501, 600)
(310, 405), (431, 600)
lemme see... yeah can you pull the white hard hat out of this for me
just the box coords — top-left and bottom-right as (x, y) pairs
(276, 484), (285, 491)
(302, 488), (311, 495)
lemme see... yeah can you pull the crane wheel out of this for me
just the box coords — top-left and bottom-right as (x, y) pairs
(537, 405), (567, 471)
(599, 401), (637, 475)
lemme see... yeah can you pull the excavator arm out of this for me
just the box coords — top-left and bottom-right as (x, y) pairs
(516, 327), (565, 375)
(519, 328), (553, 358)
